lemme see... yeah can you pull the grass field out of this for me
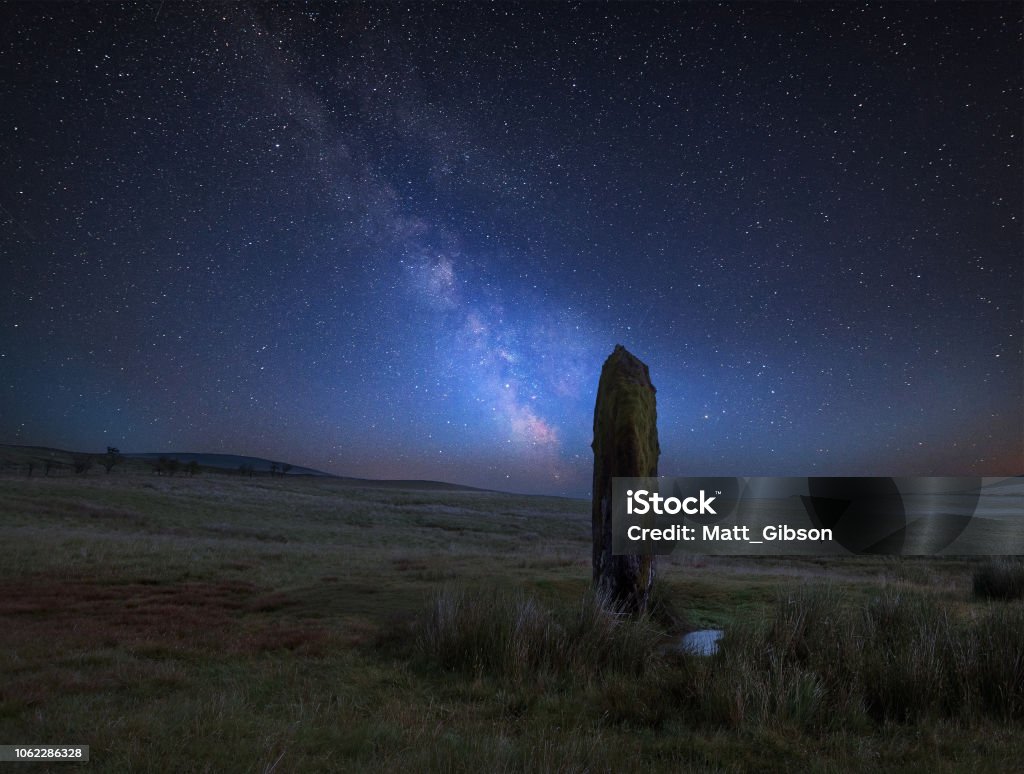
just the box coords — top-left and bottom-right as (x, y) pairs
(0, 470), (1021, 772)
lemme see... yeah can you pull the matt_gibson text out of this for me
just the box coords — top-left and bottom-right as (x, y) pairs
(625, 524), (834, 543)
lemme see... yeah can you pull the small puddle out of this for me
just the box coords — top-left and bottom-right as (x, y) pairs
(679, 629), (724, 656)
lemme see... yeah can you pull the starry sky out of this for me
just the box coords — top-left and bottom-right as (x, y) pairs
(2, 2), (1021, 496)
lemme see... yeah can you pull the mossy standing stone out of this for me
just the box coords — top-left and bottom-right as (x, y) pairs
(591, 344), (659, 615)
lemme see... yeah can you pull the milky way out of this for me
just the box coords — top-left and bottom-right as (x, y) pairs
(1, 3), (1021, 495)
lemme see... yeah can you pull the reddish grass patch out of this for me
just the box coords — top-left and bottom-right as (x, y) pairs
(0, 578), (256, 650)
(0, 575), (348, 715)
(0, 577), (343, 657)
(245, 591), (296, 613)
(239, 624), (333, 656)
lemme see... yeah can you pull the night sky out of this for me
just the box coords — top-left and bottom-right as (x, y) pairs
(2, 3), (1021, 496)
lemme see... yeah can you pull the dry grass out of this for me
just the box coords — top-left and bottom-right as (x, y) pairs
(0, 472), (1021, 771)
(973, 558), (1024, 600)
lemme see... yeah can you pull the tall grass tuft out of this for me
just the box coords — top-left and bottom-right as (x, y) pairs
(415, 586), (663, 685)
(972, 559), (1024, 601)
(680, 586), (850, 730)
(701, 585), (1024, 727)
(856, 590), (960, 721)
(415, 582), (1024, 729)
(965, 604), (1024, 720)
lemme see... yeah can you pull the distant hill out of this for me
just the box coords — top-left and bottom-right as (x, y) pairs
(0, 443), (487, 492)
(325, 476), (488, 492)
(0, 444), (85, 471)
(125, 452), (331, 477)
(125, 453), (485, 490)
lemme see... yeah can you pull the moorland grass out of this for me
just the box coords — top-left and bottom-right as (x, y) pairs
(973, 558), (1024, 601)
(414, 583), (1024, 733)
(415, 586), (663, 684)
(1, 471), (1022, 772)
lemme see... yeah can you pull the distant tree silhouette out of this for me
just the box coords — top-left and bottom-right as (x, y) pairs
(152, 456), (180, 476)
(102, 446), (125, 474)
(281, 463), (293, 476)
(270, 462), (279, 476)
(72, 455), (94, 475)
(185, 460), (200, 476)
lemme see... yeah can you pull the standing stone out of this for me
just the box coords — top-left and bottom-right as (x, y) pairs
(591, 345), (659, 616)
